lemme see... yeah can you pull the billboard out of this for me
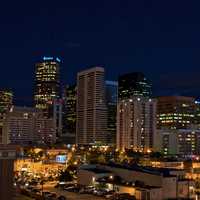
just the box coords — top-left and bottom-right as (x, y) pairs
(56, 155), (67, 164)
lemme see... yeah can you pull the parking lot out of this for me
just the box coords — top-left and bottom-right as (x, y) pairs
(43, 183), (106, 200)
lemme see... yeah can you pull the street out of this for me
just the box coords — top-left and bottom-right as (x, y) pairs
(14, 194), (33, 200)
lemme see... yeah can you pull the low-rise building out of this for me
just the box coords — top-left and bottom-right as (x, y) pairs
(0, 106), (56, 145)
(157, 129), (200, 155)
(77, 164), (195, 199)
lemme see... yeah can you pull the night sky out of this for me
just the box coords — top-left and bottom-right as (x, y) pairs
(0, 0), (200, 105)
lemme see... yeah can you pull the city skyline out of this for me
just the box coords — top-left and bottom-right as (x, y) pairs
(1, 1), (200, 200)
(1, 58), (200, 106)
(0, 1), (200, 105)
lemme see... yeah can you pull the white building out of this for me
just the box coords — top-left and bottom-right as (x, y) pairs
(76, 67), (107, 145)
(77, 164), (195, 200)
(117, 97), (157, 151)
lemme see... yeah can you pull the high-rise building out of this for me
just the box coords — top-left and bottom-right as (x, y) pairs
(157, 96), (196, 129)
(118, 72), (152, 100)
(34, 56), (60, 117)
(105, 81), (118, 145)
(76, 67), (107, 145)
(62, 85), (76, 144)
(0, 89), (13, 114)
(117, 97), (157, 151)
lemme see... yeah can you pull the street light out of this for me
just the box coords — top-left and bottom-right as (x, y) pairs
(109, 175), (114, 191)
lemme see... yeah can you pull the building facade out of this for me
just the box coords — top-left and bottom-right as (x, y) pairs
(53, 99), (63, 137)
(34, 56), (60, 117)
(158, 129), (200, 155)
(118, 72), (152, 100)
(157, 96), (196, 129)
(62, 84), (76, 144)
(0, 89), (13, 114)
(0, 145), (16, 200)
(105, 81), (118, 145)
(76, 67), (107, 145)
(1, 106), (56, 145)
(117, 97), (157, 151)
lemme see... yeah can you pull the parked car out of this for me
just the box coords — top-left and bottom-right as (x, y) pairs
(57, 195), (66, 200)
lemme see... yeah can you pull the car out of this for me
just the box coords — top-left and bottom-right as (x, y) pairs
(54, 183), (60, 188)
(105, 194), (113, 199)
(57, 195), (66, 200)
(42, 191), (52, 197)
(114, 193), (136, 200)
(48, 193), (57, 198)
(32, 188), (41, 193)
(94, 189), (108, 197)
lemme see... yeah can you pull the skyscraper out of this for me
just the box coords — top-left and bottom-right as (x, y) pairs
(117, 97), (157, 151)
(117, 72), (156, 151)
(118, 72), (152, 100)
(62, 85), (76, 144)
(105, 81), (118, 145)
(157, 96), (196, 129)
(76, 67), (107, 145)
(34, 56), (60, 117)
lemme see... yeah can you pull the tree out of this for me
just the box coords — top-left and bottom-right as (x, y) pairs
(59, 169), (73, 182)
(37, 150), (44, 158)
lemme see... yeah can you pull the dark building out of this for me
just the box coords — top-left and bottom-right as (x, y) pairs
(105, 81), (118, 145)
(157, 96), (196, 129)
(62, 85), (76, 144)
(34, 56), (60, 117)
(194, 100), (200, 127)
(0, 145), (16, 200)
(53, 99), (63, 138)
(0, 89), (13, 114)
(0, 90), (13, 144)
(118, 72), (152, 100)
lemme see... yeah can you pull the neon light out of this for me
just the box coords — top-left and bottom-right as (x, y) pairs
(43, 56), (54, 61)
(56, 57), (61, 62)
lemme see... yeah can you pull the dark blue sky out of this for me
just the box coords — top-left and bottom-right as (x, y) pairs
(0, 0), (200, 105)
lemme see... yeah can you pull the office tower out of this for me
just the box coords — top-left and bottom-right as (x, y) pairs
(34, 56), (60, 117)
(62, 85), (76, 144)
(3, 106), (56, 145)
(118, 72), (152, 100)
(117, 97), (157, 151)
(0, 89), (13, 114)
(76, 67), (107, 145)
(105, 81), (118, 144)
(157, 96), (196, 129)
